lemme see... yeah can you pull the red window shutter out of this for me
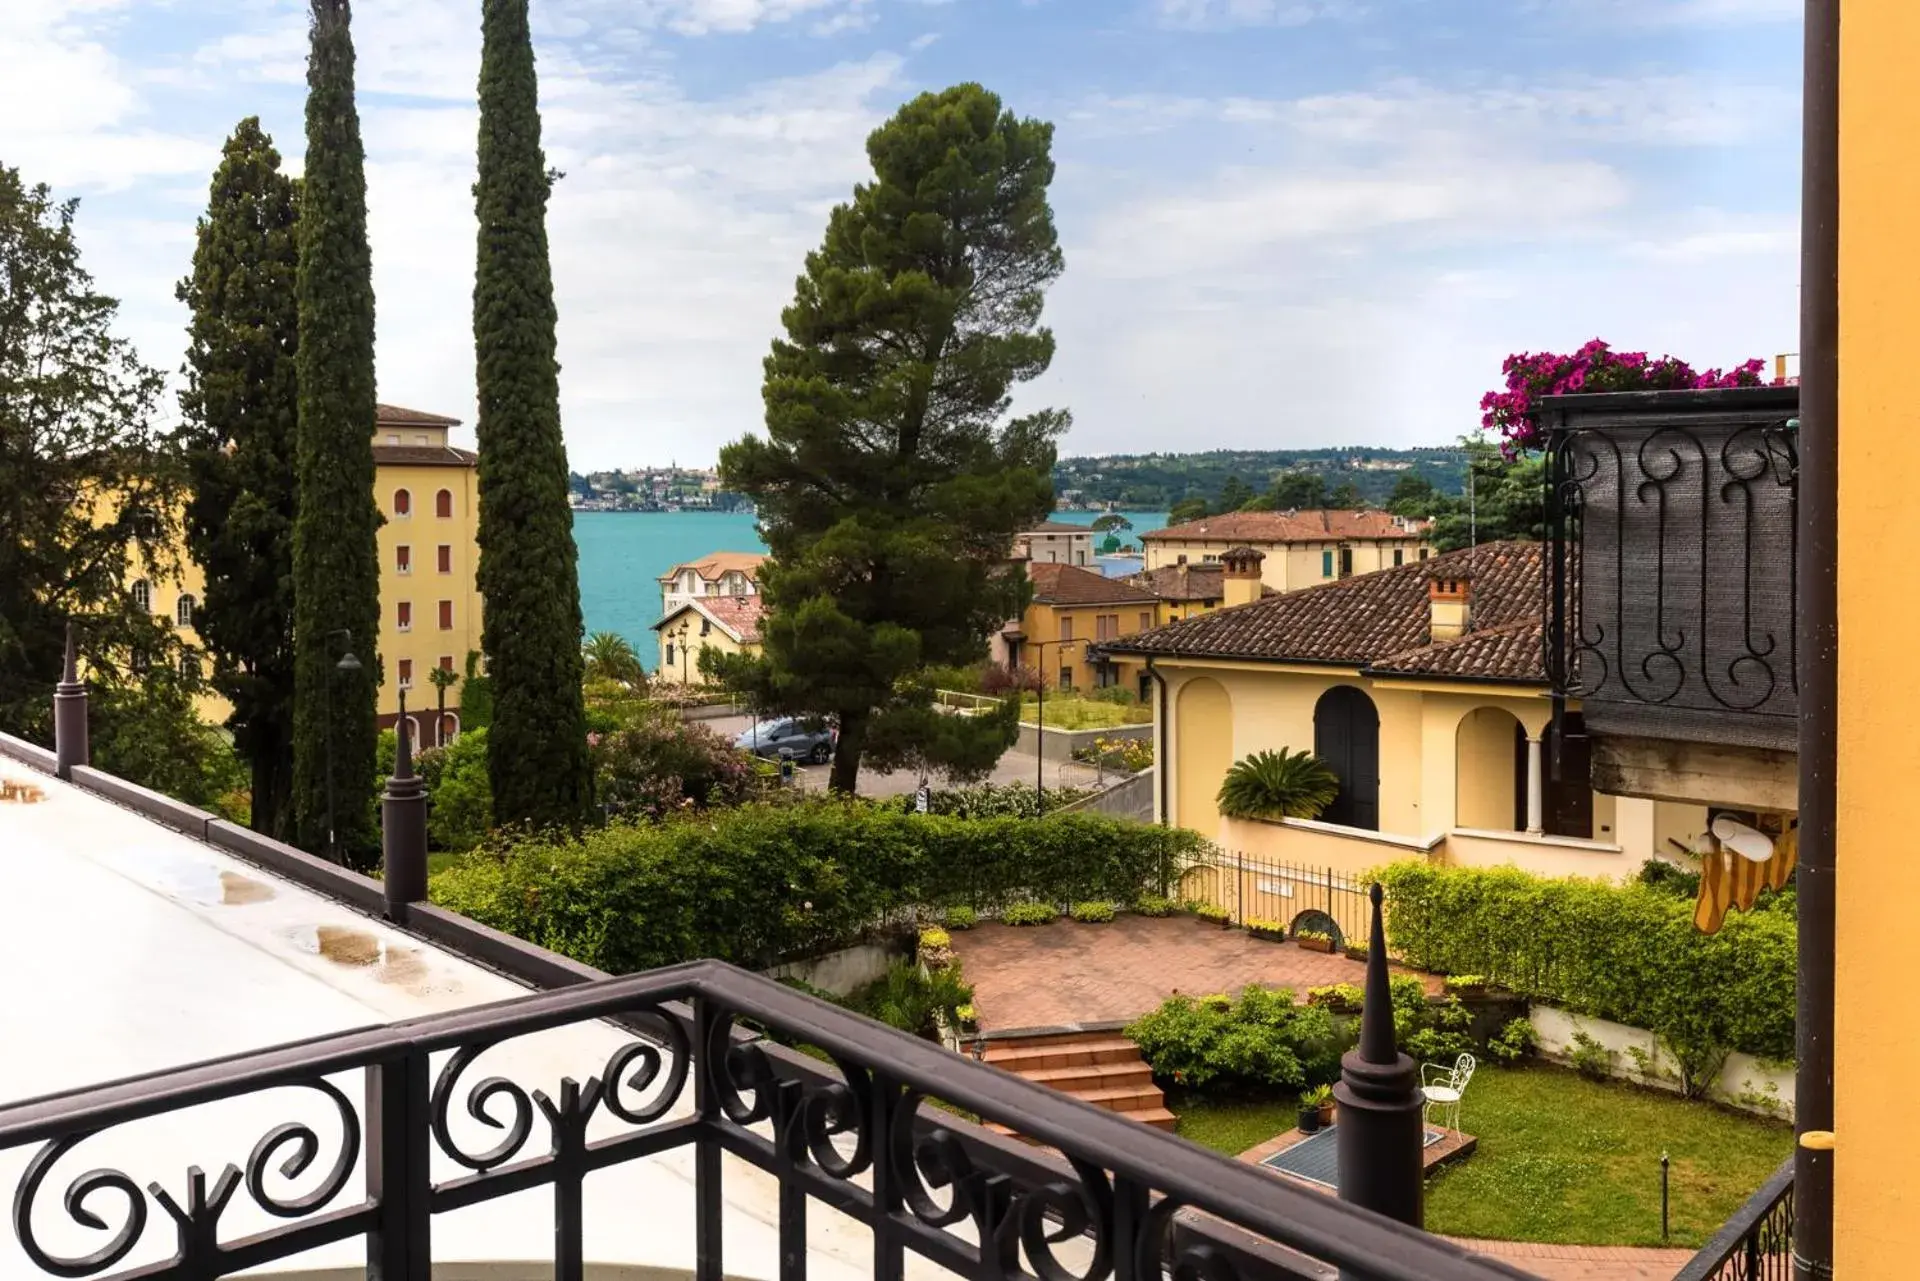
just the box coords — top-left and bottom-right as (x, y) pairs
(439, 600), (453, 630)
(438, 545), (452, 574)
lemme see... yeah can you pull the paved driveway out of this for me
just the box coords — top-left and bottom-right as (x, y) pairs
(951, 913), (1440, 1033)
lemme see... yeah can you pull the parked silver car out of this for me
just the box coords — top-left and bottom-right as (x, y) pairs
(733, 717), (835, 763)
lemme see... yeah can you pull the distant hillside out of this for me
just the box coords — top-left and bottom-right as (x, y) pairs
(1053, 446), (1472, 511)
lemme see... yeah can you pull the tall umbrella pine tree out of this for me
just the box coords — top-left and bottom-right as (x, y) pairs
(720, 85), (1065, 792)
(291, 0), (382, 864)
(472, 0), (592, 828)
(176, 118), (301, 841)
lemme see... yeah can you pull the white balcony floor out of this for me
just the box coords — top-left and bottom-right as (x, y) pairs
(0, 763), (965, 1280)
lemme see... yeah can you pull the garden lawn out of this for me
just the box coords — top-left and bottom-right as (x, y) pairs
(1169, 1065), (1790, 1249)
(1017, 696), (1153, 730)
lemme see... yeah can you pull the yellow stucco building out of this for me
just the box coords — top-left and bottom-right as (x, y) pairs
(1105, 542), (1708, 897)
(1010, 562), (1164, 698)
(1140, 509), (1432, 593)
(653, 596), (764, 687)
(125, 404), (484, 746)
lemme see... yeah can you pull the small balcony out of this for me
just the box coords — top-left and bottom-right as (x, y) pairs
(1542, 386), (1800, 809)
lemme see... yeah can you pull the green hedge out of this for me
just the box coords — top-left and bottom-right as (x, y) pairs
(1377, 862), (1795, 1081)
(431, 799), (1202, 973)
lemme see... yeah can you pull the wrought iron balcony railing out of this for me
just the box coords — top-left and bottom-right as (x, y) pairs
(1673, 1157), (1793, 1281)
(1543, 386), (1800, 752)
(0, 959), (1530, 1281)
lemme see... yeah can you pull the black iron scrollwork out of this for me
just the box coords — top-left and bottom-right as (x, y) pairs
(12, 1077), (360, 1277)
(1137, 1195), (1239, 1281)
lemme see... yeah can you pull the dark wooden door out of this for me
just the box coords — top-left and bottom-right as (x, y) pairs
(1545, 713), (1593, 839)
(1314, 686), (1380, 831)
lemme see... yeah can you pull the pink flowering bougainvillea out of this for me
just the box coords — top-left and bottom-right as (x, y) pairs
(1481, 339), (1767, 453)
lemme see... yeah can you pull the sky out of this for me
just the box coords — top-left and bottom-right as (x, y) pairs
(2, 0), (1802, 469)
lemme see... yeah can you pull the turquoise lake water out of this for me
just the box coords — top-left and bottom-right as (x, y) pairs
(576, 508), (1170, 671)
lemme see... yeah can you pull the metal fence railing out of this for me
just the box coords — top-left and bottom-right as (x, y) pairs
(1673, 1157), (1794, 1281)
(1175, 848), (1375, 952)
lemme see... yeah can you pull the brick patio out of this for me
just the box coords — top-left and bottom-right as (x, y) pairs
(950, 913), (1440, 1032)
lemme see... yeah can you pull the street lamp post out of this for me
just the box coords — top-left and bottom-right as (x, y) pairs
(321, 628), (362, 864)
(1029, 637), (1083, 810)
(673, 621), (691, 684)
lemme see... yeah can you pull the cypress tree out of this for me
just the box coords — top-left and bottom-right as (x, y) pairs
(291, 0), (382, 864)
(472, 0), (592, 829)
(176, 118), (302, 840)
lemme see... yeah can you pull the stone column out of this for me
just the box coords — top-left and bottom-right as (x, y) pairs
(53, 624), (89, 781)
(381, 691), (429, 922)
(1525, 732), (1545, 835)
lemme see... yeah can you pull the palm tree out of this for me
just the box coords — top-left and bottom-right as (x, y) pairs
(583, 631), (645, 688)
(427, 664), (460, 746)
(1215, 748), (1340, 822)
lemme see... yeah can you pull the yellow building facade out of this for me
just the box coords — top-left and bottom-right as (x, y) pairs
(1141, 509), (1432, 593)
(653, 596), (763, 687)
(123, 404), (484, 745)
(1015, 562), (1164, 697)
(1108, 542), (1708, 892)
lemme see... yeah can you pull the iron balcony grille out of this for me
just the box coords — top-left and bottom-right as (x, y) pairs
(1672, 1157), (1793, 1281)
(0, 959), (1531, 1281)
(1543, 387), (1800, 752)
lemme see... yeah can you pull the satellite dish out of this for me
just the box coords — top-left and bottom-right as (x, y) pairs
(1711, 814), (1774, 864)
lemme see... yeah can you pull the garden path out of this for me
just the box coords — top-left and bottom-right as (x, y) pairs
(952, 914), (1441, 1032)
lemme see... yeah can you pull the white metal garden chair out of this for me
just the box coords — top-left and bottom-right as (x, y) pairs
(1420, 1052), (1476, 1134)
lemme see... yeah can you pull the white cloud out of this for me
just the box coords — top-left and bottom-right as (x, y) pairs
(1153, 0), (1357, 30)
(1565, 0), (1801, 26)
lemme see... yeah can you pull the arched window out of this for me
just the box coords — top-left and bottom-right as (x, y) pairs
(438, 712), (460, 746)
(394, 488), (412, 517)
(435, 489), (453, 518)
(176, 594), (196, 627)
(131, 579), (151, 613)
(1313, 685), (1380, 831)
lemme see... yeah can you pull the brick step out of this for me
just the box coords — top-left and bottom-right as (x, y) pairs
(1071, 1084), (1168, 1113)
(987, 1030), (1132, 1051)
(1019, 1062), (1154, 1092)
(982, 1037), (1141, 1070)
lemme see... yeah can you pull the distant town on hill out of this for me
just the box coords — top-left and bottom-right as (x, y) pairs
(1052, 446), (1473, 512)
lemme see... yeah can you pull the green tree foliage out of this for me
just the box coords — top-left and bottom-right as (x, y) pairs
(1126, 986), (1347, 1093)
(719, 84), (1064, 792)
(1327, 480), (1363, 510)
(1428, 440), (1546, 552)
(1386, 471), (1440, 517)
(416, 727), (492, 852)
(1089, 513), (1132, 534)
(1167, 496), (1209, 525)
(0, 165), (184, 740)
(1267, 471), (1328, 510)
(473, 0), (593, 830)
(431, 799), (1203, 972)
(92, 672), (248, 814)
(459, 650), (494, 729)
(1215, 748), (1340, 821)
(1216, 474), (1254, 512)
(291, 0), (382, 865)
(582, 631), (645, 687)
(175, 118), (302, 840)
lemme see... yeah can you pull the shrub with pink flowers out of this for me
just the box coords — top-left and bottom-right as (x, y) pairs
(1481, 340), (1768, 453)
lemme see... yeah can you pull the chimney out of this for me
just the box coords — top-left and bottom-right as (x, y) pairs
(1428, 567), (1472, 643)
(1221, 545), (1264, 608)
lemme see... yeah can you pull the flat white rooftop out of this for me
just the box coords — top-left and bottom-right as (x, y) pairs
(0, 763), (949, 1279)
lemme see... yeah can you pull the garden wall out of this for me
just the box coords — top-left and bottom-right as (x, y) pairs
(1529, 1004), (1796, 1121)
(1057, 768), (1154, 822)
(1015, 721), (1151, 763)
(764, 937), (909, 996)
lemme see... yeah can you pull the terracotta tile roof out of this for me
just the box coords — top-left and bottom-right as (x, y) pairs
(1103, 540), (1545, 683)
(1028, 562), (1162, 607)
(372, 444), (478, 467)
(658, 551), (767, 584)
(1140, 509), (1429, 544)
(1127, 564), (1226, 602)
(376, 403), (462, 426)
(652, 595), (765, 644)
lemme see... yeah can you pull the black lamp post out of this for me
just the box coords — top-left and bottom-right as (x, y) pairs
(321, 629), (362, 864)
(672, 620), (691, 684)
(1029, 636), (1082, 809)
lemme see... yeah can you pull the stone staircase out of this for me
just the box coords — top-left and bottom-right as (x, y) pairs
(979, 1030), (1176, 1136)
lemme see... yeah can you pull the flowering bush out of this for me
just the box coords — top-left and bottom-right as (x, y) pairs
(1073, 735), (1154, 772)
(1069, 899), (1117, 923)
(1481, 340), (1767, 452)
(593, 707), (761, 821)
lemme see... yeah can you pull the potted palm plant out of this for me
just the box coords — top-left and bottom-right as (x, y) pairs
(1215, 748), (1341, 823)
(1303, 1083), (1335, 1128)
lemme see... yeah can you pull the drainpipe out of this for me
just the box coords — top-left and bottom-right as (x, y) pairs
(1145, 657), (1169, 825)
(1794, 0), (1838, 1274)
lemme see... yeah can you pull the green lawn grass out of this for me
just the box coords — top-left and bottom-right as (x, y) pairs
(1017, 695), (1153, 730)
(1168, 1064), (1791, 1249)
